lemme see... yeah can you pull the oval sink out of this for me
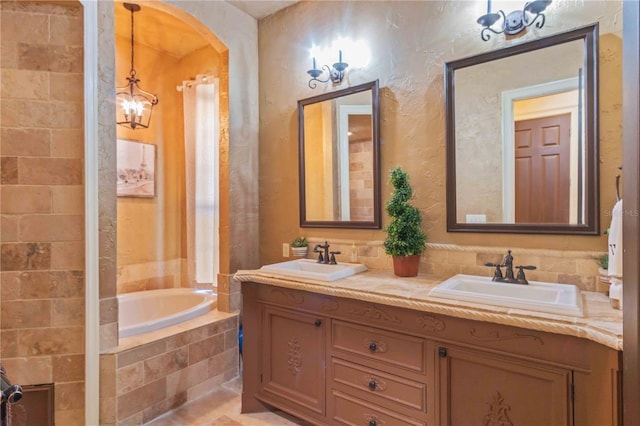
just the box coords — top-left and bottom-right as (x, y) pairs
(260, 259), (368, 282)
(429, 274), (584, 317)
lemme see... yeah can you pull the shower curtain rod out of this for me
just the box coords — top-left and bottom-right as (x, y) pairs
(176, 74), (215, 92)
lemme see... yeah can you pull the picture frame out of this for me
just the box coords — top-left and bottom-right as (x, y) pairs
(117, 139), (156, 198)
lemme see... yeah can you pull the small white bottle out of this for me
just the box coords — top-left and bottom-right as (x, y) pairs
(349, 242), (358, 263)
(609, 278), (623, 310)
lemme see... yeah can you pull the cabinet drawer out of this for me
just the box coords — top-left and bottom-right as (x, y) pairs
(332, 320), (426, 373)
(332, 358), (426, 411)
(331, 390), (426, 426)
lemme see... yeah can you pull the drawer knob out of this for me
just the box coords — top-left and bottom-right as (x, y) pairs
(314, 319), (322, 327)
(368, 342), (377, 352)
(369, 421), (377, 426)
(368, 380), (377, 390)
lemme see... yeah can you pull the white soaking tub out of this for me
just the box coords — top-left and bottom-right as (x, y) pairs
(118, 288), (217, 338)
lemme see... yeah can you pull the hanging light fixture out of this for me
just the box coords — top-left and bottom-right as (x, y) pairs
(116, 3), (158, 130)
(477, 0), (552, 41)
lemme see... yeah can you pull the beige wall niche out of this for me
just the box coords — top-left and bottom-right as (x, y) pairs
(115, 3), (228, 292)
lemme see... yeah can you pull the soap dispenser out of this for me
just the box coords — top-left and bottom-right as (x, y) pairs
(349, 242), (358, 263)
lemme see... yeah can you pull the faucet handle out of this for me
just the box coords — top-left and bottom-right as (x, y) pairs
(515, 265), (536, 284)
(329, 251), (341, 264)
(516, 265), (537, 270)
(316, 252), (324, 263)
(484, 262), (504, 281)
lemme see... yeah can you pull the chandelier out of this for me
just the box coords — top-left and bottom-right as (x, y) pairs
(116, 3), (158, 130)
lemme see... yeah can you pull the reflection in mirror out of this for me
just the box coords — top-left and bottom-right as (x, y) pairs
(298, 80), (380, 228)
(446, 24), (599, 234)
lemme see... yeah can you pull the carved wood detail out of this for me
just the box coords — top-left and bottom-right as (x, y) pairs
(271, 288), (305, 304)
(417, 315), (445, 332)
(483, 392), (513, 426)
(321, 298), (339, 311)
(470, 328), (544, 345)
(287, 337), (302, 375)
(350, 304), (401, 323)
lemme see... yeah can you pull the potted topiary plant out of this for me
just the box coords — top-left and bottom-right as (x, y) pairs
(291, 236), (309, 257)
(383, 166), (427, 277)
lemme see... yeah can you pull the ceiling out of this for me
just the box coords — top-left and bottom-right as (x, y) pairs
(115, 1), (297, 59)
(228, 1), (298, 19)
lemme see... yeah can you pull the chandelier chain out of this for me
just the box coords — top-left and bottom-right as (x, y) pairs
(129, 6), (136, 76)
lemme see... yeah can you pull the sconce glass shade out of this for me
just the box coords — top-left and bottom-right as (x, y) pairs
(116, 3), (159, 130)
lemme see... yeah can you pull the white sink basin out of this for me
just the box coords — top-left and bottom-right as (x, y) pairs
(260, 259), (367, 282)
(429, 274), (584, 317)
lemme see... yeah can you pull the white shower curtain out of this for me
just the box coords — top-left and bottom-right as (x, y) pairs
(181, 76), (220, 287)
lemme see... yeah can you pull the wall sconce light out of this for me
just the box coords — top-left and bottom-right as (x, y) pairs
(307, 50), (349, 89)
(116, 3), (159, 130)
(477, 0), (552, 41)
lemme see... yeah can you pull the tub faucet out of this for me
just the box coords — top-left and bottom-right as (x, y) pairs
(313, 241), (331, 264)
(0, 365), (22, 405)
(485, 250), (537, 285)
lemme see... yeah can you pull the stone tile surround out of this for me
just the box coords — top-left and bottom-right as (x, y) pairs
(115, 260), (240, 314)
(100, 312), (239, 425)
(116, 259), (184, 294)
(306, 238), (607, 293)
(1, 1), (85, 424)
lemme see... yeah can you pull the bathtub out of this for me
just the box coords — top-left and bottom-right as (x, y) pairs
(118, 288), (217, 338)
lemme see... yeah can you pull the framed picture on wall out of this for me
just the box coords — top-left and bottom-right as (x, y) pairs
(116, 139), (156, 198)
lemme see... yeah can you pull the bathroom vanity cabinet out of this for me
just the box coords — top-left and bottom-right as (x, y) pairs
(241, 282), (621, 426)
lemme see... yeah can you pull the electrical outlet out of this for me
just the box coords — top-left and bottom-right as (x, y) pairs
(282, 243), (290, 257)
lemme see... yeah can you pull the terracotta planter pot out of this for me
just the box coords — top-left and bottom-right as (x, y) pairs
(392, 255), (420, 277)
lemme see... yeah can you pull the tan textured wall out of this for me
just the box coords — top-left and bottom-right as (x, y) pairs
(258, 1), (623, 266)
(0, 1), (85, 424)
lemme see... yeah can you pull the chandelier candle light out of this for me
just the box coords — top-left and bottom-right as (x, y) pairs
(116, 3), (159, 130)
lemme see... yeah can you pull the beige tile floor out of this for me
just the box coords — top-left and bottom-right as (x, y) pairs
(145, 376), (307, 425)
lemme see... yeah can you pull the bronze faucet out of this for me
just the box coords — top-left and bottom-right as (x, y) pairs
(313, 241), (341, 265)
(485, 250), (537, 284)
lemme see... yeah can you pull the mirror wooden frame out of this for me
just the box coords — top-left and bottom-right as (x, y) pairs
(298, 80), (381, 229)
(445, 24), (599, 235)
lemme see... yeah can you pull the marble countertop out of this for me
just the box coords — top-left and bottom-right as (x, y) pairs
(234, 268), (623, 351)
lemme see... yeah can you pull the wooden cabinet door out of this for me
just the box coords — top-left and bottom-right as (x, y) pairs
(435, 344), (572, 426)
(261, 305), (326, 416)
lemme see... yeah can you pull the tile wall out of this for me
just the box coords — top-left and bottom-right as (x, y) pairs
(0, 1), (85, 424)
(100, 313), (239, 425)
(308, 238), (607, 293)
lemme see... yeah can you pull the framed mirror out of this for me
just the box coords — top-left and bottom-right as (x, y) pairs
(298, 80), (381, 228)
(446, 24), (599, 234)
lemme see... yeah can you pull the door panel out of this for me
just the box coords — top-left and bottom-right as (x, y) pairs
(436, 344), (572, 426)
(515, 113), (571, 223)
(261, 305), (325, 415)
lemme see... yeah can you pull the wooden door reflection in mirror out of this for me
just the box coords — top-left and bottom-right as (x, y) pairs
(445, 24), (599, 234)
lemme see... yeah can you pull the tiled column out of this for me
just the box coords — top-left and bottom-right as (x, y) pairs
(0, 1), (85, 425)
